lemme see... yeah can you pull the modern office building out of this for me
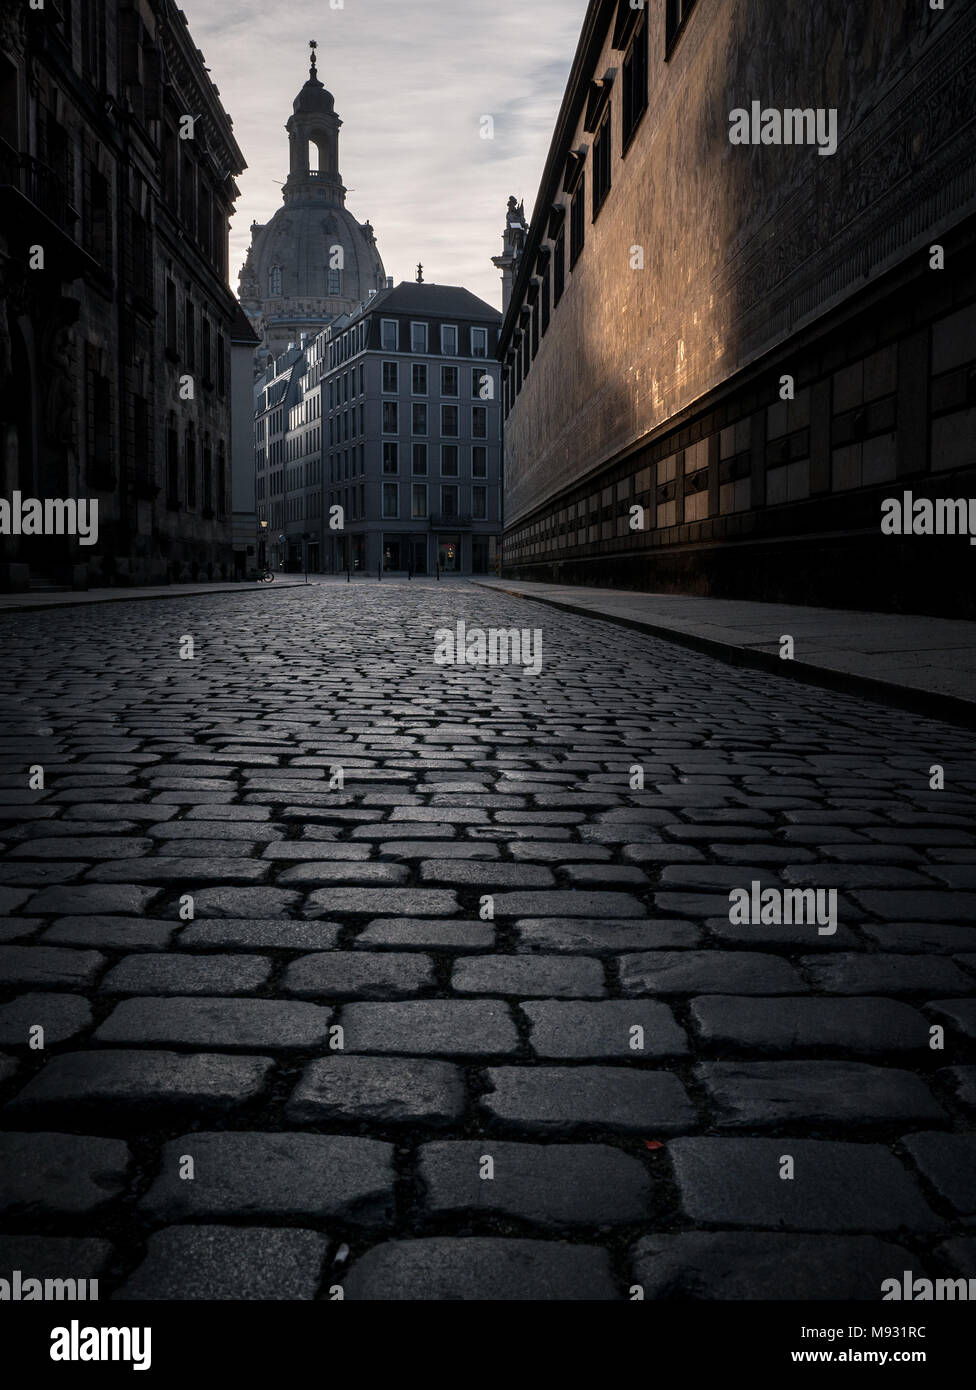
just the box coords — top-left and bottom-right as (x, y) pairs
(254, 280), (502, 575)
(498, 0), (976, 616)
(0, 0), (248, 590)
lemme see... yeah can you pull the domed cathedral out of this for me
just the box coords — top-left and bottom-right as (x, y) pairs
(239, 42), (388, 360)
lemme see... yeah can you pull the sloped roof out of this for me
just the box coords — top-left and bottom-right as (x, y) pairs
(362, 281), (501, 322)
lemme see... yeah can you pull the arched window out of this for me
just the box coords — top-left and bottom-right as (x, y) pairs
(269, 265), (282, 296)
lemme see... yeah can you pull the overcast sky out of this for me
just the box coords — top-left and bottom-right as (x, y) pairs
(178, 0), (590, 310)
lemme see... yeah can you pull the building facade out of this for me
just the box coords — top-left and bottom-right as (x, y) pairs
(254, 281), (503, 576)
(498, 0), (976, 617)
(238, 49), (388, 362)
(0, 0), (248, 590)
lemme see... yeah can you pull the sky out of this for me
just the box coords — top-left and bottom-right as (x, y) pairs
(177, 0), (591, 311)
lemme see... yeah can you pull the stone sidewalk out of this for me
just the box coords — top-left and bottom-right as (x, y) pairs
(0, 581), (973, 1300)
(477, 580), (976, 724)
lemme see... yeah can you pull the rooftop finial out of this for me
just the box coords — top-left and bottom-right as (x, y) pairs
(309, 38), (318, 78)
(416, 262), (424, 283)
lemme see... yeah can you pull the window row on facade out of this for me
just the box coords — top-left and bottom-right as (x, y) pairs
(507, 306), (976, 559)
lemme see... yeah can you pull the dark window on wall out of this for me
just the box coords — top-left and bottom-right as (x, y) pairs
(413, 363), (427, 394)
(666, 0), (699, 55)
(134, 395), (151, 484)
(85, 165), (111, 264)
(166, 418), (179, 505)
(553, 229), (565, 305)
(180, 155), (194, 227)
(541, 267), (551, 335)
(217, 441), (226, 517)
(165, 278), (178, 356)
(328, 269), (341, 296)
(217, 333), (226, 396)
(622, 12), (648, 150)
(201, 318), (212, 383)
(202, 440), (213, 514)
(570, 176), (585, 267)
(383, 360), (398, 392)
(593, 108), (611, 216)
(531, 300), (540, 355)
(185, 299), (195, 371)
(81, 0), (105, 85)
(185, 425), (196, 509)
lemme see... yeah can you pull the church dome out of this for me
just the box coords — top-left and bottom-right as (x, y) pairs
(237, 45), (387, 356)
(245, 200), (384, 306)
(294, 74), (334, 115)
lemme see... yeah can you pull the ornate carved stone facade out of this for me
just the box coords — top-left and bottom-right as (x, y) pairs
(499, 0), (976, 616)
(0, 0), (246, 589)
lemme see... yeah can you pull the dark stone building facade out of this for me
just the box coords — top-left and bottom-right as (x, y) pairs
(499, 0), (976, 616)
(0, 0), (246, 590)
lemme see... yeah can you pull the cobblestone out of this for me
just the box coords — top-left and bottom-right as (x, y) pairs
(6, 1050), (272, 1117)
(114, 1226), (328, 1300)
(2, 582), (974, 1299)
(140, 1133), (395, 1225)
(341, 1237), (616, 1299)
(417, 1140), (651, 1227)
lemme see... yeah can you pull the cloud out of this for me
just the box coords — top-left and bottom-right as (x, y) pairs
(177, 0), (589, 308)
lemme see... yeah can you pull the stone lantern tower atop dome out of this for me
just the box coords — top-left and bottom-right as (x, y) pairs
(237, 42), (388, 357)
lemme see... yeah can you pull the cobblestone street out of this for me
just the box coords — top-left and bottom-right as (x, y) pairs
(1, 579), (974, 1300)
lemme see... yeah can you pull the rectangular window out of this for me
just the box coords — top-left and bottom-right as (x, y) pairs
(412, 403), (428, 435)
(216, 332), (225, 396)
(382, 360), (398, 392)
(185, 300), (195, 370)
(471, 326), (488, 358)
(412, 443), (428, 475)
(382, 482), (398, 518)
(441, 365), (459, 396)
(381, 319), (398, 351)
(472, 486), (487, 520)
(472, 446), (487, 478)
(622, 11), (648, 148)
(383, 442), (399, 474)
(593, 107), (611, 216)
(412, 483), (427, 519)
(441, 445), (459, 476)
(541, 268), (551, 335)
(666, 0), (699, 54)
(165, 278), (178, 356)
(553, 229), (565, 305)
(472, 407), (488, 440)
(441, 324), (458, 356)
(411, 322), (428, 353)
(441, 485), (458, 519)
(327, 268), (341, 296)
(531, 301), (540, 356)
(412, 363), (428, 394)
(382, 401), (398, 434)
(442, 405), (459, 437)
(570, 177), (585, 266)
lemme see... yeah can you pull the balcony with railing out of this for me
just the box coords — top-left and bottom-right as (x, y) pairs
(0, 139), (79, 237)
